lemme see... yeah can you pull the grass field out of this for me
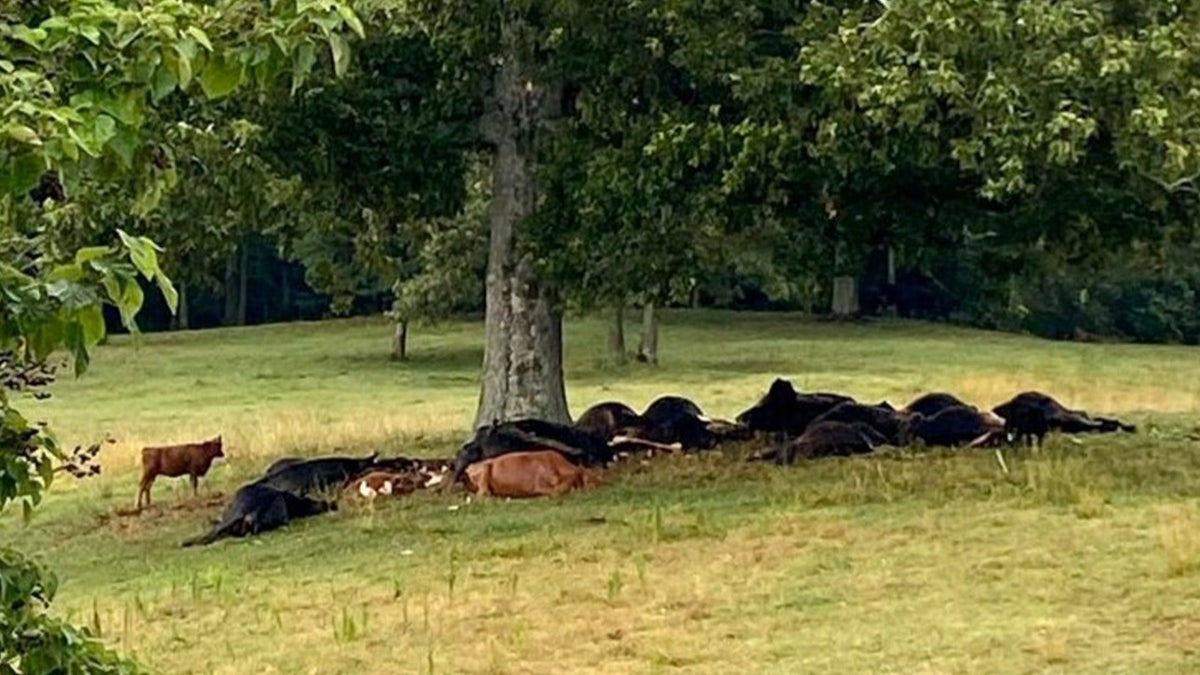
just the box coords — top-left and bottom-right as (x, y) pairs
(5, 310), (1200, 674)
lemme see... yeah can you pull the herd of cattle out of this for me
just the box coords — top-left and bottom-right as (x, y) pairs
(133, 377), (1137, 547)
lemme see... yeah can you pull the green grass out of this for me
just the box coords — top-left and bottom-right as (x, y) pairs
(6, 310), (1200, 674)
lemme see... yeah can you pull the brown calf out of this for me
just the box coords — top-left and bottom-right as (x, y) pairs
(465, 450), (593, 499)
(137, 436), (224, 509)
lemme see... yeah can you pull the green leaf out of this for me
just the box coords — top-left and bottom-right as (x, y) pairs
(65, 321), (90, 376)
(117, 230), (166, 279)
(11, 25), (47, 49)
(67, 127), (100, 158)
(120, 281), (145, 330)
(337, 5), (366, 39)
(171, 44), (193, 90)
(5, 124), (42, 146)
(98, 92), (142, 127)
(152, 64), (178, 102)
(186, 26), (214, 52)
(75, 246), (112, 264)
(156, 274), (179, 315)
(108, 128), (138, 168)
(292, 41), (316, 93)
(198, 55), (244, 99)
(2, 153), (44, 196)
(79, 305), (106, 344)
(329, 33), (350, 78)
(48, 279), (98, 310)
(91, 114), (117, 150)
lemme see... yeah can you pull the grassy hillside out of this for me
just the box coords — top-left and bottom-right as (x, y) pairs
(5, 311), (1200, 674)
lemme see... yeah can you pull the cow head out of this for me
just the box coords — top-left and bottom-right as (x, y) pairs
(205, 436), (225, 459)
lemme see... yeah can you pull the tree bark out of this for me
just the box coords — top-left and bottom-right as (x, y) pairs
(223, 250), (238, 326)
(237, 241), (249, 326)
(177, 282), (189, 330)
(391, 320), (409, 361)
(473, 13), (571, 428)
(832, 276), (859, 316)
(638, 303), (659, 365)
(607, 306), (626, 364)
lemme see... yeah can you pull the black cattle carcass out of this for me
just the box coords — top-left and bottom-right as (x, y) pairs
(254, 454), (382, 497)
(574, 401), (643, 440)
(992, 391), (1137, 447)
(899, 406), (1005, 448)
(181, 484), (335, 547)
(756, 421), (887, 465)
(901, 392), (972, 418)
(735, 378), (854, 437)
(452, 418), (614, 483)
(809, 401), (907, 445)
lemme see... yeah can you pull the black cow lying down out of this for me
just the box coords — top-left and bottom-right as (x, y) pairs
(810, 401), (906, 445)
(575, 401), (643, 440)
(256, 453), (383, 496)
(453, 418), (615, 483)
(181, 484), (335, 547)
(993, 391), (1137, 446)
(902, 392), (972, 417)
(736, 378), (853, 437)
(750, 421), (887, 465)
(637, 395), (753, 449)
(899, 406), (1005, 448)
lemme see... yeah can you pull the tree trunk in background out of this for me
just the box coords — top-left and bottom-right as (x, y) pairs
(280, 266), (291, 321)
(638, 303), (659, 365)
(473, 13), (571, 428)
(177, 282), (190, 330)
(607, 306), (626, 364)
(237, 242), (249, 326)
(223, 251), (238, 326)
(832, 276), (859, 316)
(391, 320), (409, 361)
(885, 245), (897, 316)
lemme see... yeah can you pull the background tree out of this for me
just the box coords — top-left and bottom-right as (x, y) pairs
(262, 28), (479, 356)
(0, 1), (362, 669)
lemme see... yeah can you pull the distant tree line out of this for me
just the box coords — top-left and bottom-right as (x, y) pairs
(48, 2), (1197, 353)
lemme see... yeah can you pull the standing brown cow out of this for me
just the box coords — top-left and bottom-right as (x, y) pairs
(137, 436), (225, 509)
(465, 449), (594, 499)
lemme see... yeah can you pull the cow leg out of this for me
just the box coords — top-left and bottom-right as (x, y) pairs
(137, 475), (154, 509)
(476, 464), (493, 497)
(190, 475), (199, 497)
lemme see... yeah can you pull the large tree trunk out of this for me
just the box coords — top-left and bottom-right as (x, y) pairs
(391, 320), (409, 361)
(637, 303), (659, 365)
(473, 13), (570, 429)
(607, 306), (626, 364)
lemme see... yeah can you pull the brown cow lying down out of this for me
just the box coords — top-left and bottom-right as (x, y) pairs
(138, 436), (224, 509)
(466, 450), (593, 499)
